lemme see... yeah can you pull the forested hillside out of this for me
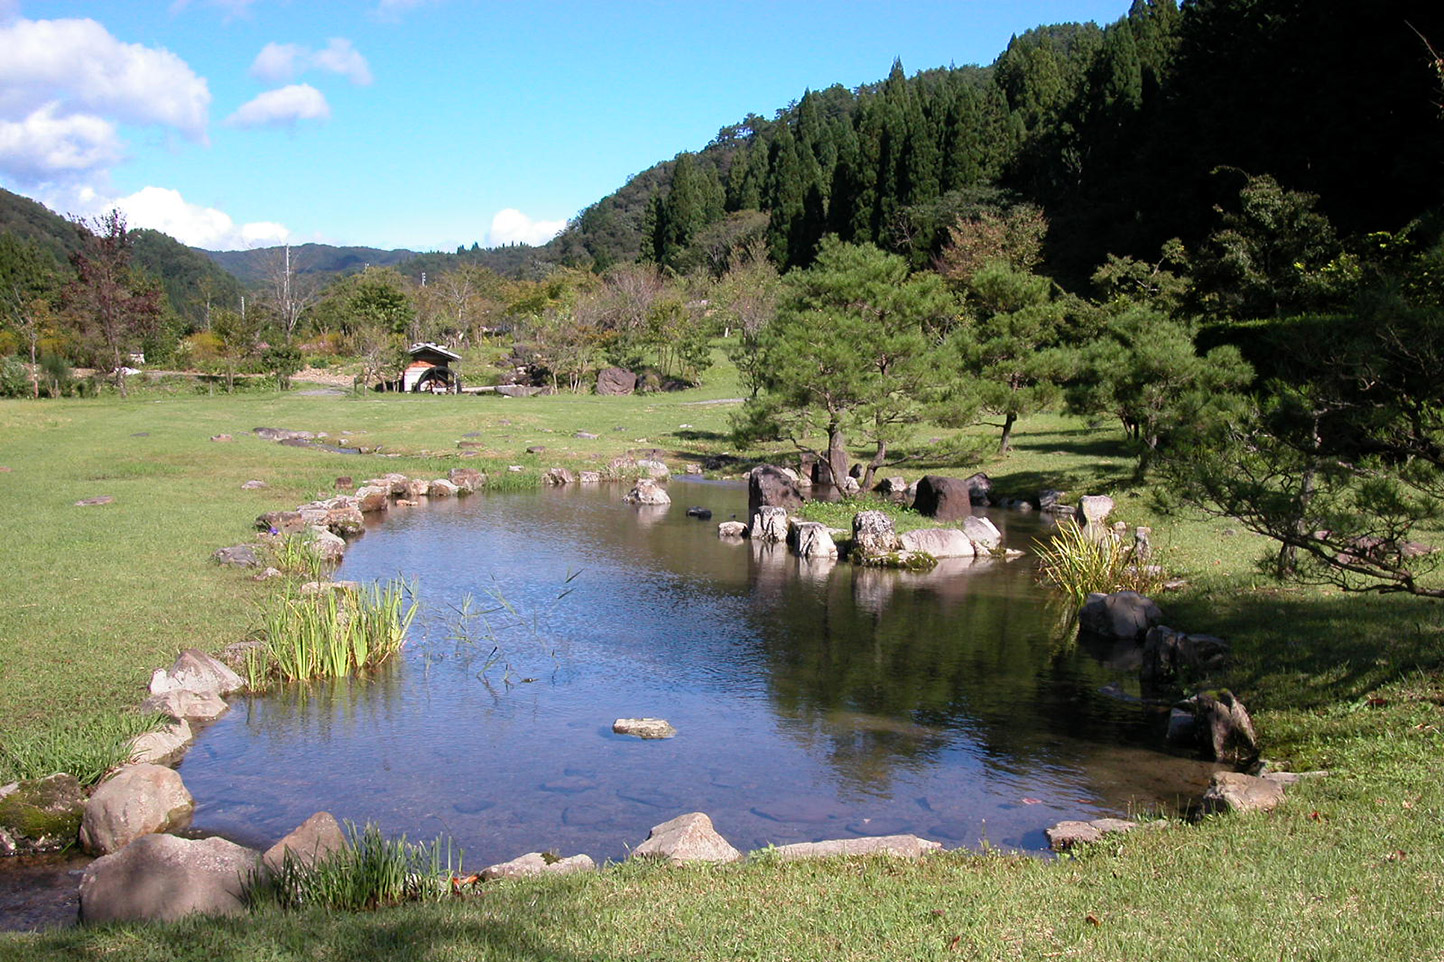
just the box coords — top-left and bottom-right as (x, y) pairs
(551, 0), (1443, 281)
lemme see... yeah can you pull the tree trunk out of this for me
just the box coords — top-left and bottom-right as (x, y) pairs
(825, 424), (849, 489)
(861, 440), (888, 492)
(998, 412), (1017, 453)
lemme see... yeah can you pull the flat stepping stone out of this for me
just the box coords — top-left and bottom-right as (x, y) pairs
(767, 834), (942, 861)
(74, 496), (114, 506)
(613, 718), (676, 739)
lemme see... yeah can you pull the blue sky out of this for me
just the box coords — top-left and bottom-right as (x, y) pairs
(0, 0), (1130, 251)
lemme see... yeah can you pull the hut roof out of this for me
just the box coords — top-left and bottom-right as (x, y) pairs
(407, 342), (462, 363)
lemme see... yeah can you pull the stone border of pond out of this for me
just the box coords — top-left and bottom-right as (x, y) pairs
(0, 458), (1324, 925)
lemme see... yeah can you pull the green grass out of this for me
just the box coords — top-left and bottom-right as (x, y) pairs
(0, 711), (166, 787)
(2, 356), (1443, 959)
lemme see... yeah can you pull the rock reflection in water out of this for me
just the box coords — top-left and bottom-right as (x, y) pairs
(177, 482), (1216, 867)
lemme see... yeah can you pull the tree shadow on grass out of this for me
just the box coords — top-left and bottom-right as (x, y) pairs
(1165, 587), (1444, 712)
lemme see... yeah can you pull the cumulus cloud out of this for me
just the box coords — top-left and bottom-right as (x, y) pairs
(0, 18), (210, 139)
(250, 38), (372, 86)
(225, 84), (330, 129)
(115, 185), (289, 249)
(488, 209), (566, 247)
(0, 103), (124, 181)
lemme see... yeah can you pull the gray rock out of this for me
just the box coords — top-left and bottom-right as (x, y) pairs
(1037, 489), (1064, 510)
(747, 465), (804, 524)
(448, 468), (486, 493)
(0, 774), (85, 856)
(874, 477), (911, 501)
(789, 521), (839, 559)
(1045, 818), (1139, 851)
(263, 811), (346, 871)
(613, 718), (676, 739)
(769, 834), (942, 861)
(212, 544), (259, 568)
(355, 486), (390, 512)
(1140, 627), (1231, 694)
(150, 648), (244, 697)
(635, 459), (670, 480)
(1196, 690), (1259, 765)
(495, 384), (540, 398)
(961, 472), (993, 505)
(898, 527), (974, 558)
(623, 478), (671, 505)
(579, 471), (602, 484)
(751, 505), (790, 543)
(240, 480), (267, 490)
(717, 521), (747, 539)
(912, 476), (974, 522)
(1201, 771), (1285, 814)
(428, 479), (459, 498)
(253, 427), (314, 442)
(79, 834), (260, 923)
(851, 511), (901, 556)
(1078, 495), (1115, 527)
(306, 526), (347, 563)
(576, 431), (600, 439)
(595, 366), (637, 395)
(141, 689), (229, 722)
(961, 515), (1003, 552)
(631, 812), (741, 864)
(543, 467), (576, 486)
(80, 764), (194, 855)
(127, 719), (194, 766)
(482, 851), (597, 880)
(1078, 591), (1163, 644)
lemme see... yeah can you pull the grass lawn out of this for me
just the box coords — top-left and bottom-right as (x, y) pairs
(1, 363), (1441, 960)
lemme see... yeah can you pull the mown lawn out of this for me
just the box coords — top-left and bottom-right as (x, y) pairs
(1, 366), (1441, 960)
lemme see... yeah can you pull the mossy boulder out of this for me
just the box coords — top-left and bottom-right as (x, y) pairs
(0, 773), (85, 855)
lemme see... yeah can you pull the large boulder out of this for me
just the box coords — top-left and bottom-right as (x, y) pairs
(911, 476), (975, 522)
(448, 468), (486, 493)
(852, 511), (901, 557)
(149, 649), (244, 698)
(595, 366), (637, 395)
(748, 465), (804, 523)
(635, 459), (670, 480)
(873, 477), (911, 503)
(630, 812), (741, 864)
(623, 479), (671, 505)
(717, 521), (747, 539)
(789, 521), (839, 560)
(80, 764), (194, 855)
(0, 774), (85, 856)
(428, 479), (459, 498)
(1077, 495), (1115, 527)
(898, 528), (974, 558)
(306, 526), (348, 563)
(140, 689), (229, 722)
(1077, 591), (1163, 644)
(961, 516), (1003, 552)
(127, 719), (194, 766)
(263, 811), (347, 871)
(79, 834), (261, 923)
(751, 505), (790, 543)
(1196, 690), (1259, 765)
(543, 467), (576, 486)
(355, 485), (390, 513)
(769, 835), (942, 861)
(1140, 627), (1231, 694)
(324, 504), (365, 537)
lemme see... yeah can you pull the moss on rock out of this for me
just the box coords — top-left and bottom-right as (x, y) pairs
(0, 773), (85, 854)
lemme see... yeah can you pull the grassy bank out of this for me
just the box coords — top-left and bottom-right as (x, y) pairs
(1, 369), (1441, 960)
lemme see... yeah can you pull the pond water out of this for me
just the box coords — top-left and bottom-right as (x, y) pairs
(177, 480), (1219, 866)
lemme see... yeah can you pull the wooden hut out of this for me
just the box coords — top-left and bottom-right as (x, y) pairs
(403, 343), (462, 393)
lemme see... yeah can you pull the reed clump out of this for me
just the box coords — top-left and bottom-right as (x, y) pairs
(246, 822), (461, 912)
(252, 580), (417, 685)
(1034, 518), (1165, 603)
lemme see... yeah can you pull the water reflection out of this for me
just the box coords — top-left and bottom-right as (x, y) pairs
(177, 482), (1218, 864)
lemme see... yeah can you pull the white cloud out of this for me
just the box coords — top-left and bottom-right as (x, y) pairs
(0, 18), (210, 140)
(249, 38), (372, 86)
(115, 185), (290, 249)
(249, 41), (307, 83)
(488, 209), (565, 247)
(0, 102), (123, 181)
(225, 84), (330, 128)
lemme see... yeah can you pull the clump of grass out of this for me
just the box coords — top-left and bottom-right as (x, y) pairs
(1034, 518), (1166, 603)
(246, 822), (462, 912)
(254, 580), (417, 684)
(0, 710), (167, 786)
(266, 531), (328, 581)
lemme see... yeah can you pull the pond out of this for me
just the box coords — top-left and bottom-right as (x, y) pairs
(176, 480), (1219, 866)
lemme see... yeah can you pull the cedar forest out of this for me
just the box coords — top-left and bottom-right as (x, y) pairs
(2, 0), (1443, 597)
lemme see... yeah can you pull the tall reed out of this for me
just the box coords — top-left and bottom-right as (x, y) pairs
(257, 580), (417, 684)
(1034, 519), (1165, 604)
(246, 822), (462, 911)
